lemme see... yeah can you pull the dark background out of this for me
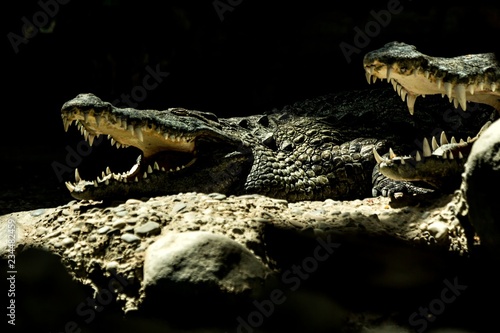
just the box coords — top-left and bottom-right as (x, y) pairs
(2, 0), (500, 213)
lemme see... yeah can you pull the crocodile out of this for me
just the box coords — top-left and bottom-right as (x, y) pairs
(363, 41), (499, 186)
(60, 84), (492, 202)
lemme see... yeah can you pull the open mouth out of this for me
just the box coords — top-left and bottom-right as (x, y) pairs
(61, 107), (197, 193)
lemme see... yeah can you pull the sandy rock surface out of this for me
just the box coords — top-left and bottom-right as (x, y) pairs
(1, 190), (479, 332)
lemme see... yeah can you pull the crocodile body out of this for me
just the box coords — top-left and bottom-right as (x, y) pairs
(61, 85), (492, 202)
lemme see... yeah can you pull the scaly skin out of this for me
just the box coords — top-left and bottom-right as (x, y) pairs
(60, 52), (494, 202)
(61, 92), (390, 202)
(364, 42), (499, 188)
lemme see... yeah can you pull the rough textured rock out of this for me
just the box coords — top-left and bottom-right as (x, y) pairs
(462, 118), (500, 257)
(142, 231), (272, 325)
(1, 191), (481, 332)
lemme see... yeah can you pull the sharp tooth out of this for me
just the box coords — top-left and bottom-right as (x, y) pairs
(397, 84), (403, 96)
(105, 179), (109, 185)
(83, 129), (88, 141)
(440, 131), (449, 145)
(123, 178), (127, 183)
(422, 138), (432, 157)
(491, 82), (497, 92)
(154, 162), (160, 170)
(467, 136), (472, 143)
(111, 138), (116, 146)
(122, 119), (127, 129)
(442, 152), (447, 159)
(468, 84), (475, 95)
(444, 82), (453, 99)
(88, 134), (95, 146)
(413, 68), (419, 77)
(143, 172), (147, 179)
(135, 127), (144, 142)
(95, 114), (102, 126)
(448, 151), (454, 159)
(117, 142), (122, 149)
(75, 168), (81, 182)
(106, 166), (111, 175)
(391, 80), (398, 91)
(400, 88), (408, 102)
(436, 78), (442, 89)
(369, 66), (374, 75)
(365, 72), (372, 84)
(93, 180), (98, 187)
(415, 151), (422, 162)
(451, 136), (457, 144)
(386, 67), (392, 80)
(161, 167), (166, 172)
(424, 70), (430, 79)
(453, 98), (458, 108)
(432, 137), (439, 150)
(84, 112), (89, 123)
(400, 158), (405, 165)
(389, 148), (396, 159)
(101, 171), (105, 179)
(65, 182), (75, 192)
(406, 94), (417, 115)
(460, 138), (466, 144)
(478, 82), (484, 91)
(135, 177), (139, 182)
(130, 163), (139, 174)
(373, 148), (383, 163)
(458, 151), (464, 159)
(147, 165), (153, 173)
(455, 84), (467, 111)
(128, 124), (134, 135)
(63, 119), (71, 132)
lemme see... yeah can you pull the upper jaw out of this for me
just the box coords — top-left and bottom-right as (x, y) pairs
(364, 61), (500, 114)
(363, 44), (500, 114)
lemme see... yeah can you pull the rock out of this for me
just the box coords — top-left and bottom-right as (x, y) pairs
(427, 221), (449, 242)
(120, 233), (140, 243)
(142, 231), (272, 324)
(462, 119), (500, 256)
(134, 221), (161, 236)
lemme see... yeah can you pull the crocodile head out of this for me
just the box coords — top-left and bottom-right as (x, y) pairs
(363, 41), (500, 114)
(364, 42), (498, 193)
(61, 93), (251, 200)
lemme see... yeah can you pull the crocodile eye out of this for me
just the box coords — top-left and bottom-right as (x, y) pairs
(171, 109), (189, 116)
(198, 112), (219, 123)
